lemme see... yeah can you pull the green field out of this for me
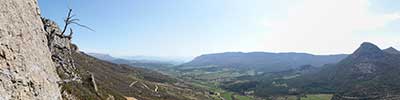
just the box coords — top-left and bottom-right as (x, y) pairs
(301, 94), (333, 100)
(220, 92), (254, 100)
(233, 95), (253, 100)
(185, 78), (255, 100)
(221, 92), (234, 100)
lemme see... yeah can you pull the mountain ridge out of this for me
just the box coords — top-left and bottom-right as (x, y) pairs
(383, 47), (400, 54)
(182, 52), (348, 72)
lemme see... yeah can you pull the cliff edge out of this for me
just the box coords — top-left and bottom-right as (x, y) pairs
(0, 0), (62, 99)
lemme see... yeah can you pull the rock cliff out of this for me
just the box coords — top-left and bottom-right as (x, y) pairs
(42, 17), (81, 100)
(0, 0), (62, 99)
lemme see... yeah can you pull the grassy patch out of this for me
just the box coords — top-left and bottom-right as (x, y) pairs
(221, 92), (234, 100)
(275, 96), (297, 100)
(301, 94), (333, 100)
(234, 95), (253, 100)
(288, 96), (298, 100)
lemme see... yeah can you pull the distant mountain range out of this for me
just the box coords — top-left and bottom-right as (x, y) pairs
(87, 53), (181, 74)
(181, 52), (348, 72)
(121, 56), (192, 64)
(87, 53), (118, 61)
(87, 53), (189, 65)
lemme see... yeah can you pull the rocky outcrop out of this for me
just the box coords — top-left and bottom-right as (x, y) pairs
(42, 18), (80, 82)
(0, 0), (62, 99)
(88, 72), (98, 92)
(42, 17), (82, 100)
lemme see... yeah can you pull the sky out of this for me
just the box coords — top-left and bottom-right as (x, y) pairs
(38, 0), (400, 58)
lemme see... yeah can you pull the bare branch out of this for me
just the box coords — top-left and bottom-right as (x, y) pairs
(68, 28), (73, 38)
(61, 9), (73, 35)
(60, 7), (95, 38)
(69, 19), (80, 22)
(70, 22), (95, 32)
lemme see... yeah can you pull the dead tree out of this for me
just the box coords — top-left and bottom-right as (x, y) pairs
(61, 9), (73, 35)
(61, 9), (94, 38)
(67, 28), (73, 39)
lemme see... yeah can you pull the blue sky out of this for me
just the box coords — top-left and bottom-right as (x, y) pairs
(38, 0), (400, 57)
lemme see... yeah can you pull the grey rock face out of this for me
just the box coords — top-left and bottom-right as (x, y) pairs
(42, 18), (80, 82)
(354, 63), (376, 74)
(42, 16), (81, 100)
(0, 0), (62, 99)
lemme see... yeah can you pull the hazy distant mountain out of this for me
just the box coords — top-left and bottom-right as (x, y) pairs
(87, 53), (189, 65)
(121, 56), (192, 64)
(87, 53), (118, 61)
(182, 52), (348, 72)
(87, 53), (179, 72)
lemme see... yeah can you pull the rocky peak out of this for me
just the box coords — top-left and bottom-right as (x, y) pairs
(340, 42), (385, 74)
(349, 42), (385, 61)
(383, 47), (400, 54)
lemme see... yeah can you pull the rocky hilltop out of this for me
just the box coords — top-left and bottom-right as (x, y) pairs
(330, 42), (400, 100)
(0, 0), (62, 99)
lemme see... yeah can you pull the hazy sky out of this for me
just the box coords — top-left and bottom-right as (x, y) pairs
(38, 0), (400, 57)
